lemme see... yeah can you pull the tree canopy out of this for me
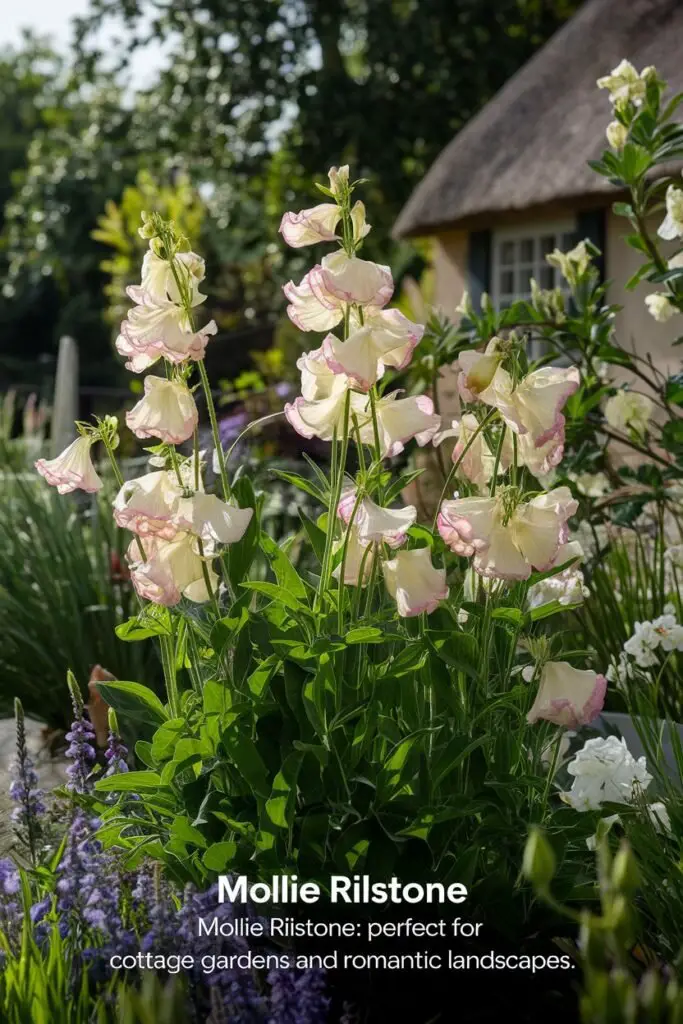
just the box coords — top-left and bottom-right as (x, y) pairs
(0, 0), (582, 388)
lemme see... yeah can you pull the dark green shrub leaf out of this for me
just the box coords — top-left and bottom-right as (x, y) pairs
(96, 681), (168, 726)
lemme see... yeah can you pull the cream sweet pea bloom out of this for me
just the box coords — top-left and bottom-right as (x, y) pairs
(645, 292), (677, 322)
(332, 530), (375, 587)
(279, 203), (340, 247)
(113, 471), (183, 540)
(597, 60), (648, 106)
(478, 365), (580, 447)
(126, 376), (198, 445)
(283, 269), (346, 333)
(35, 436), (103, 494)
(526, 661), (607, 729)
(382, 547), (448, 617)
(323, 310), (423, 390)
(127, 533), (218, 607)
(338, 489), (417, 548)
(141, 250), (207, 307)
(500, 426), (565, 478)
(457, 338), (503, 402)
(440, 414), (496, 491)
(657, 184), (683, 241)
(317, 251), (394, 308)
(285, 384), (367, 441)
(175, 492), (253, 545)
(604, 390), (653, 435)
(119, 287), (217, 370)
(296, 345), (346, 402)
(358, 393), (440, 457)
(438, 486), (577, 580)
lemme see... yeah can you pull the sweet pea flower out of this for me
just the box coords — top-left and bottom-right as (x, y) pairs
(438, 486), (578, 580)
(126, 376), (198, 445)
(604, 390), (653, 435)
(328, 165), (350, 196)
(478, 365), (580, 447)
(358, 393), (440, 457)
(127, 533), (218, 607)
(279, 203), (341, 248)
(457, 338), (503, 402)
(141, 250), (207, 307)
(316, 251), (393, 308)
(332, 530), (375, 587)
(351, 201), (371, 243)
(323, 310), (423, 390)
(436, 413), (496, 490)
(113, 471), (183, 540)
(645, 292), (677, 322)
(35, 436), (103, 494)
(175, 492), (253, 545)
(119, 287), (217, 369)
(296, 345), (346, 402)
(500, 426), (565, 478)
(285, 384), (367, 442)
(597, 60), (648, 107)
(283, 270), (346, 333)
(338, 489), (417, 548)
(382, 547), (448, 617)
(526, 661), (607, 729)
(657, 183), (683, 241)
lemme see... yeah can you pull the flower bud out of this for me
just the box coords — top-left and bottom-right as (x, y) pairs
(522, 827), (555, 889)
(611, 842), (639, 893)
(606, 120), (628, 150)
(328, 164), (350, 197)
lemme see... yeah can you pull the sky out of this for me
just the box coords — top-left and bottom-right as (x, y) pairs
(2, 0), (165, 86)
(2, 0), (90, 50)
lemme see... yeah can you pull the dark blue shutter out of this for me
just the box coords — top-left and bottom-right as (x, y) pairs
(576, 208), (606, 283)
(467, 230), (492, 310)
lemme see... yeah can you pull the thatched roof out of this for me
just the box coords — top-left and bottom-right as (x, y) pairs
(394, 0), (683, 238)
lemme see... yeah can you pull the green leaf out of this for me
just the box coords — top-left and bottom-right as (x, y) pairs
(272, 469), (326, 505)
(241, 580), (311, 616)
(171, 816), (207, 849)
(221, 729), (271, 798)
(299, 511), (326, 563)
(95, 771), (163, 792)
(344, 626), (383, 644)
(428, 631), (478, 678)
(96, 681), (168, 726)
(203, 841), (238, 872)
(151, 718), (188, 761)
(225, 477), (260, 588)
(260, 532), (307, 599)
(247, 655), (280, 697)
(203, 680), (232, 715)
(491, 607), (525, 627)
(665, 373), (683, 406)
(432, 736), (487, 789)
(115, 605), (172, 641)
(265, 751), (304, 829)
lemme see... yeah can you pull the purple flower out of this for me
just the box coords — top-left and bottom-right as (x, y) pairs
(9, 699), (45, 862)
(219, 409), (249, 445)
(104, 729), (129, 777)
(64, 712), (97, 795)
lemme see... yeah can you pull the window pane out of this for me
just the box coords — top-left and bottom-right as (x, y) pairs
(500, 241), (515, 265)
(540, 235), (555, 256)
(540, 265), (555, 289)
(561, 232), (576, 250)
(519, 238), (534, 263)
(500, 269), (514, 294)
(517, 267), (533, 294)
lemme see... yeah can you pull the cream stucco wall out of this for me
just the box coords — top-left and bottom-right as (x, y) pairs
(606, 209), (681, 378)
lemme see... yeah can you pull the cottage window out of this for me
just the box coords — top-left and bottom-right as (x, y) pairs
(491, 222), (577, 309)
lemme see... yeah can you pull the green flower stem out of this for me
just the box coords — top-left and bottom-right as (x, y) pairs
(198, 359), (231, 501)
(168, 444), (185, 489)
(197, 536), (221, 619)
(337, 488), (365, 634)
(539, 727), (564, 821)
(431, 407), (497, 531)
(317, 390), (352, 610)
(489, 424), (507, 497)
(159, 631), (180, 719)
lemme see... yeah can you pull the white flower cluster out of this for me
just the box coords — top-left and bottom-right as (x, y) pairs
(607, 610), (683, 687)
(564, 735), (652, 811)
(526, 541), (589, 610)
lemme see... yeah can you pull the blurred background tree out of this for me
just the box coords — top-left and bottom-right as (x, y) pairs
(0, 0), (582, 394)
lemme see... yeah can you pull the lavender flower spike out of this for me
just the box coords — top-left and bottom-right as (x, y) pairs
(9, 698), (45, 864)
(65, 671), (97, 794)
(104, 709), (129, 777)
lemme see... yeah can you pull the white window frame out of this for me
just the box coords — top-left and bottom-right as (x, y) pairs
(490, 219), (577, 310)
